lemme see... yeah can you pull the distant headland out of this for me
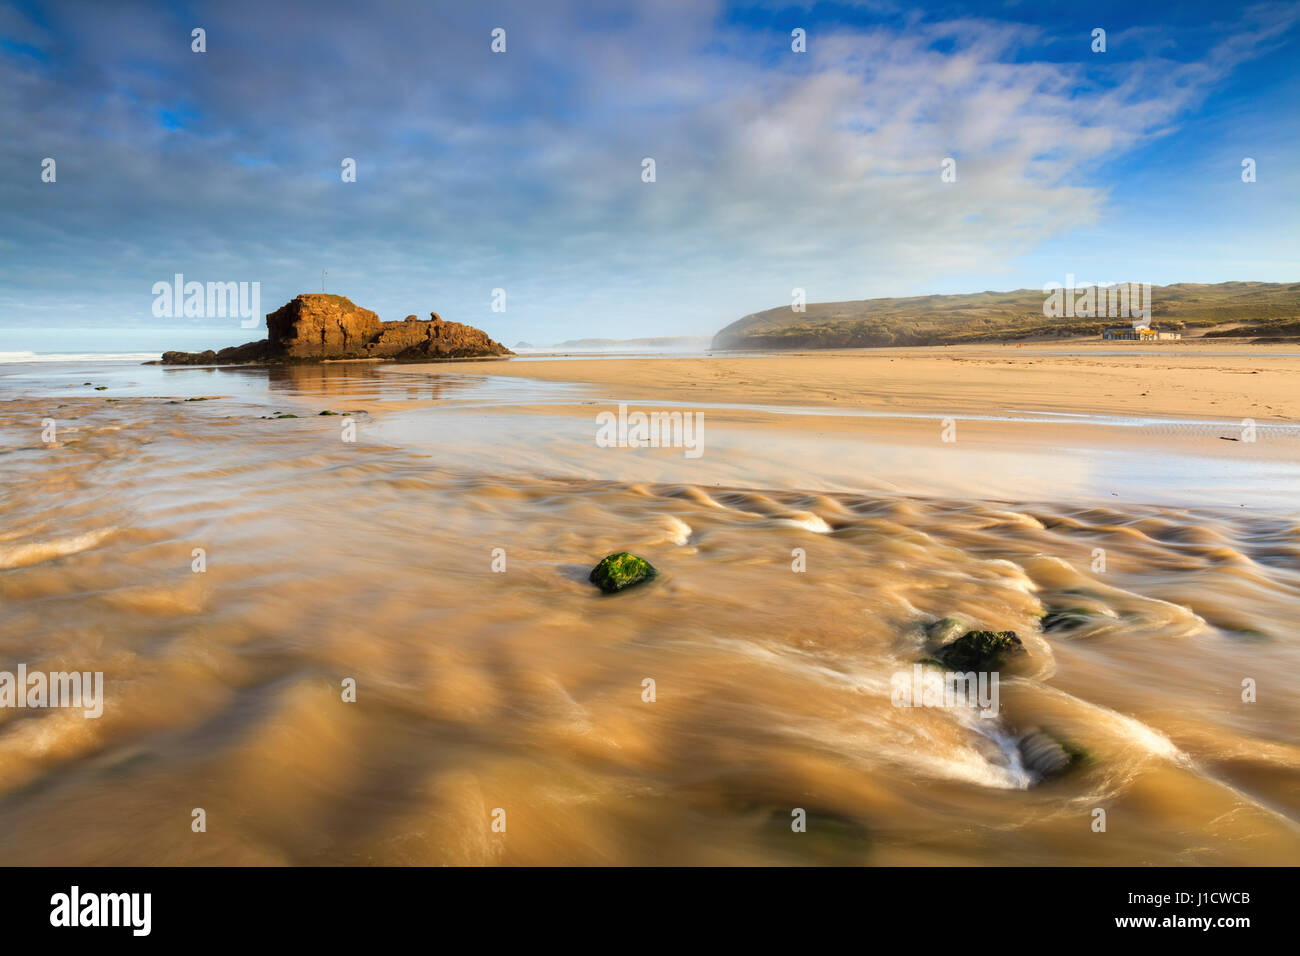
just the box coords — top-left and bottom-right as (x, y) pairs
(711, 280), (1300, 350)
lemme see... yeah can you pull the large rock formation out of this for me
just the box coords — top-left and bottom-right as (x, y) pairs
(160, 294), (511, 365)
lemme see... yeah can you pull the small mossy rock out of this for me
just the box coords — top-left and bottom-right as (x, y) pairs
(589, 552), (656, 593)
(937, 630), (1025, 670)
(926, 617), (966, 646)
(1019, 729), (1076, 778)
(761, 808), (871, 863)
(1042, 606), (1097, 632)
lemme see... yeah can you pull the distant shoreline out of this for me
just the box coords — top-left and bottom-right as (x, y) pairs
(425, 341), (1300, 429)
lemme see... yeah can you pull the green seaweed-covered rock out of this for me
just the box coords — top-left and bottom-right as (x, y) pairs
(1019, 728), (1082, 778)
(1041, 606), (1097, 632)
(937, 630), (1025, 670)
(761, 808), (871, 863)
(589, 552), (656, 593)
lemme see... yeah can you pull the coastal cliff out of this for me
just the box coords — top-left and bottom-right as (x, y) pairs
(160, 294), (512, 364)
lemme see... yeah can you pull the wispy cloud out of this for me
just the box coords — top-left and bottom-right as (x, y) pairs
(1, 0), (1295, 344)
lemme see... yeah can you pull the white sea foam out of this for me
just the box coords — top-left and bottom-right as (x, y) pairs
(0, 351), (159, 363)
(0, 529), (116, 570)
(661, 516), (693, 545)
(774, 511), (832, 533)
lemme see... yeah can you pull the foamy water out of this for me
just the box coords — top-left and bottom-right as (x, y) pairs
(0, 351), (163, 363)
(0, 360), (1297, 864)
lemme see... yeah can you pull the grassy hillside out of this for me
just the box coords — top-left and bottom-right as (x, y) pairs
(711, 281), (1300, 350)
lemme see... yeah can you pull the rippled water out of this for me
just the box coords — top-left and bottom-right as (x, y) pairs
(0, 360), (1297, 864)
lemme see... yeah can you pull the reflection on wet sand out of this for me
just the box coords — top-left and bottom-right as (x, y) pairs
(0, 358), (1297, 864)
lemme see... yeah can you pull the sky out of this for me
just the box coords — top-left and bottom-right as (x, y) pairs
(1, 0), (1298, 351)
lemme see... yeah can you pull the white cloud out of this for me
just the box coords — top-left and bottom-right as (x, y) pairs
(0, 0), (1294, 342)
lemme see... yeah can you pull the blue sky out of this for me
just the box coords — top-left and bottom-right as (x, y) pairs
(1, 0), (1297, 350)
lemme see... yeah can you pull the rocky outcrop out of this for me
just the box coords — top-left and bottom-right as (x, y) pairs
(160, 294), (511, 365)
(161, 340), (275, 365)
(589, 552), (657, 593)
(1041, 606), (1101, 632)
(1018, 729), (1076, 778)
(932, 629), (1026, 671)
(264, 294), (383, 358)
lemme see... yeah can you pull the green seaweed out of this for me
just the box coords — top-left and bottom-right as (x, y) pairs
(1041, 606), (1098, 632)
(937, 630), (1025, 670)
(589, 552), (657, 593)
(760, 808), (871, 863)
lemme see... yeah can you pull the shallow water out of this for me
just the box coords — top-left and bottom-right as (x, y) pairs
(0, 360), (1297, 864)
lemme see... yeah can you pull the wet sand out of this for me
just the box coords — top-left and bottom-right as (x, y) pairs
(0, 352), (1297, 865)
(437, 341), (1300, 423)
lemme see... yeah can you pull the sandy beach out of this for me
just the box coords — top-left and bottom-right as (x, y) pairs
(9, 0), (1300, 925)
(444, 342), (1300, 423)
(376, 343), (1300, 508)
(1, 347), (1298, 865)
